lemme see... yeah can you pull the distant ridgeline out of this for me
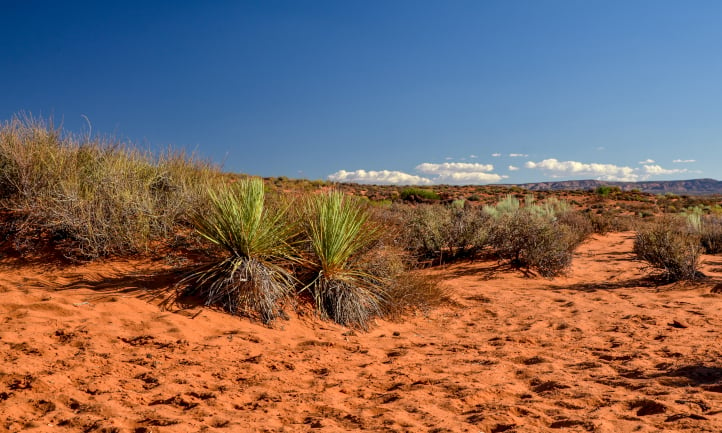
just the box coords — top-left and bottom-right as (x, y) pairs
(504, 179), (722, 196)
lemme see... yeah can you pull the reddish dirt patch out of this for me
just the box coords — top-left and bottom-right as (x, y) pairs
(1, 232), (721, 432)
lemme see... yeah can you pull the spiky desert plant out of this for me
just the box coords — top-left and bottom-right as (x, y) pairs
(180, 177), (296, 323)
(302, 190), (384, 330)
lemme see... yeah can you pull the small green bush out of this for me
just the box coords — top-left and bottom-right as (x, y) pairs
(595, 185), (621, 197)
(633, 217), (702, 281)
(399, 187), (440, 201)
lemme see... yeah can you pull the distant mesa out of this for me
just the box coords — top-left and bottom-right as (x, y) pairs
(502, 178), (722, 196)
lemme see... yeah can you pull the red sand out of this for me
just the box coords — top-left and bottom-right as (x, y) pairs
(1, 232), (721, 432)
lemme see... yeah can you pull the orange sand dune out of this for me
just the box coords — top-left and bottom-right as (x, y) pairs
(1, 232), (721, 432)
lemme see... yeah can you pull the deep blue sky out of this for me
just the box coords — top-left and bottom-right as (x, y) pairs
(2, 1), (721, 184)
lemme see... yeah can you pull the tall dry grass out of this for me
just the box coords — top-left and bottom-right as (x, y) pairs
(0, 115), (221, 259)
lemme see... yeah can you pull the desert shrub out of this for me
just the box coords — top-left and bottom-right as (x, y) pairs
(633, 216), (702, 281)
(399, 204), (450, 261)
(483, 194), (520, 218)
(352, 242), (449, 319)
(488, 211), (579, 277)
(399, 203), (489, 263)
(586, 211), (632, 234)
(700, 215), (722, 254)
(180, 178), (297, 323)
(399, 187), (440, 201)
(301, 190), (385, 330)
(681, 211), (722, 255)
(486, 195), (586, 277)
(0, 115), (219, 258)
(556, 210), (594, 245)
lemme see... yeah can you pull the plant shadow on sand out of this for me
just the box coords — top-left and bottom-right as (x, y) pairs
(440, 260), (541, 280)
(547, 276), (666, 292)
(50, 265), (207, 314)
(660, 364), (722, 386)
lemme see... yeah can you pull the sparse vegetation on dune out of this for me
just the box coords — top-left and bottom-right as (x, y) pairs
(0, 115), (220, 259)
(3, 114), (722, 330)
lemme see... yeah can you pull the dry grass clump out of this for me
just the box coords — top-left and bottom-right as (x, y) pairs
(699, 215), (722, 254)
(0, 115), (219, 259)
(633, 216), (703, 281)
(353, 240), (449, 319)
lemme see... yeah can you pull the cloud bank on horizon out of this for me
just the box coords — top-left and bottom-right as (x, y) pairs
(327, 155), (699, 185)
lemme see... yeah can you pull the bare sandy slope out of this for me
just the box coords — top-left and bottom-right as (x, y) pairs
(1, 232), (721, 433)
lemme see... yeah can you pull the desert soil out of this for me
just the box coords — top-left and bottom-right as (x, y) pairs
(1, 232), (721, 433)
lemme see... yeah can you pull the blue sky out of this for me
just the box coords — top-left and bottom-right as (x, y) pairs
(2, 1), (721, 185)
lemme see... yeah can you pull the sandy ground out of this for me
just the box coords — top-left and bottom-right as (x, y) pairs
(1, 232), (721, 433)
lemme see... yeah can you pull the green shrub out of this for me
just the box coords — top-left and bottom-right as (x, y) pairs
(595, 185), (621, 197)
(399, 187), (440, 201)
(633, 217), (702, 281)
(180, 178), (297, 323)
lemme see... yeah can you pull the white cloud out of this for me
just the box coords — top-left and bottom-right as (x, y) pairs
(416, 162), (495, 174)
(525, 158), (692, 181)
(642, 165), (687, 176)
(436, 171), (506, 183)
(639, 159), (655, 164)
(525, 158), (638, 181)
(327, 169), (432, 185)
(509, 153), (529, 158)
(508, 165), (519, 171)
(491, 153), (501, 157)
(415, 162), (504, 184)
(444, 156), (454, 161)
(596, 146), (605, 151)
(673, 159), (696, 163)
(469, 154), (478, 159)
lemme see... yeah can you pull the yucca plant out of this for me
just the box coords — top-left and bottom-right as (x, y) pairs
(180, 178), (297, 323)
(302, 190), (384, 330)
